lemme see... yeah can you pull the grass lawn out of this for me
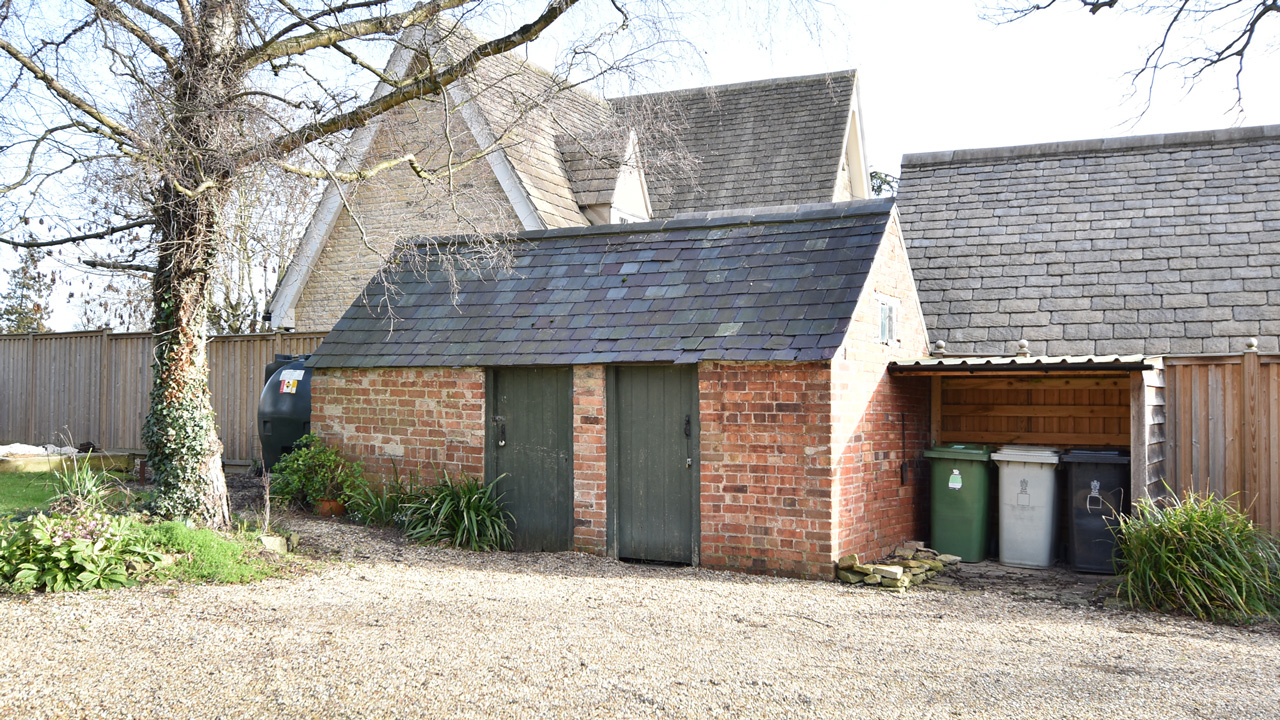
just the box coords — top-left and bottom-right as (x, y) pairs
(0, 472), (57, 514)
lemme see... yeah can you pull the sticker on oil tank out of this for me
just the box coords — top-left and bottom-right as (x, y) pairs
(281, 369), (305, 381)
(280, 379), (298, 394)
(948, 469), (962, 490)
(1018, 478), (1031, 506)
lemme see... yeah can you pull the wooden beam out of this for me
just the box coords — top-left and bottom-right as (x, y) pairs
(942, 404), (1128, 418)
(1130, 370), (1149, 504)
(942, 377), (1129, 392)
(1243, 348), (1261, 523)
(939, 431), (1128, 447)
(930, 376), (941, 447)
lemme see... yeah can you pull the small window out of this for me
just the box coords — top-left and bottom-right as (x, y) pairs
(877, 294), (899, 345)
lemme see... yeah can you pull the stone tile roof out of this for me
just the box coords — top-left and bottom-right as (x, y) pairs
(612, 72), (856, 218)
(897, 125), (1280, 356)
(555, 133), (625, 206)
(307, 199), (894, 369)
(459, 49), (613, 229)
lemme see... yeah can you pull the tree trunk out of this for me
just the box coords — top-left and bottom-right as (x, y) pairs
(143, 186), (231, 528)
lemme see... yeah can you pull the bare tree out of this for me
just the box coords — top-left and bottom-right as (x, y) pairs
(986, 1), (1278, 108)
(0, 1), (823, 527)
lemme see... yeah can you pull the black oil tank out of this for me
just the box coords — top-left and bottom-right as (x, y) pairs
(258, 355), (312, 472)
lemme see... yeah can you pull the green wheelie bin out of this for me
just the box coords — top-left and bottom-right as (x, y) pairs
(924, 444), (995, 561)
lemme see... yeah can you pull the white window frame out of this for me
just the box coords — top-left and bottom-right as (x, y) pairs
(876, 293), (900, 346)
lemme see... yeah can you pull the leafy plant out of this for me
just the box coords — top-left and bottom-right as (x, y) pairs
(1116, 492), (1280, 623)
(399, 471), (514, 552)
(142, 521), (274, 584)
(44, 454), (132, 515)
(0, 511), (159, 593)
(346, 462), (424, 527)
(269, 434), (366, 510)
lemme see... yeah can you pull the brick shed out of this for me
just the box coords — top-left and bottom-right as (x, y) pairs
(306, 199), (931, 579)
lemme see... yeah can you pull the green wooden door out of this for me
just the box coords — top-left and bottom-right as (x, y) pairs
(487, 367), (574, 552)
(609, 365), (699, 564)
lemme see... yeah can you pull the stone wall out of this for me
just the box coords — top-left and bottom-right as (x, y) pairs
(293, 96), (522, 332)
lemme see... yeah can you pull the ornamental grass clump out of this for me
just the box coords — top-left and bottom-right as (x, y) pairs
(1116, 492), (1280, 624)
(399, 471), (514, 552)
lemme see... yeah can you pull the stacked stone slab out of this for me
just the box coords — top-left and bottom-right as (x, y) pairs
(836, 541), (961, 593)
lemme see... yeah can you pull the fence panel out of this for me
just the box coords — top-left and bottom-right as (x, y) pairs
(1164, 352), (1280, 533)
(0, 330), (325, 463)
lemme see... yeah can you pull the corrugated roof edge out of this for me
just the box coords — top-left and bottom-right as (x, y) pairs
(901, 123), (1280, 168)
(409, 198), (896, 249)
(611, 69), (857, 103)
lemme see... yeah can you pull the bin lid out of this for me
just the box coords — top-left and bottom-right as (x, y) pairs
(1062, 449), (1130, 464)
(991, 445), (1061, 464)
(922, 443), (993, 461)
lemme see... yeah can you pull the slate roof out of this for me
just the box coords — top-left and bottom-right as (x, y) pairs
(449, 38), (614, 229)
(555, 133), (626, 207)
(611, 72), (857, 218)
(898, 125), (1280, 356)
(307, 199), (895, 369)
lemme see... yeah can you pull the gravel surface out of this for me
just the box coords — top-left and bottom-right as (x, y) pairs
(1, 518), (1278, 719)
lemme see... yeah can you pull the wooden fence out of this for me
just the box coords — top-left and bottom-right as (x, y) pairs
(0, 330), (326, 464)
(1164, 351), (1280, 533)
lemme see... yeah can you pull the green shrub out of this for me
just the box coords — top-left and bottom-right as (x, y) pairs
(0, 511), (159, 593)
(142, 521), (273, 584)
(1116, 492), (1280, 623)
(269, 434), (366, 510)
(399, 471), (513, 551)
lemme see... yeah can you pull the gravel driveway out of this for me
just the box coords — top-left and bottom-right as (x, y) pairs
(1, 518), (1277, 719)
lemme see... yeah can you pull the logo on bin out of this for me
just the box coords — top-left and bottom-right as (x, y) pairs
(1017, 478), (1031, 506)
(948, 469), (962, 490)
(1087, 479), (1103, 512)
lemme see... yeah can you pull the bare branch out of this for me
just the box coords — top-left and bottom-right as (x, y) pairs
(0, 219), (155, 249)
(240, 0), (466, 68)
(83, 258), (157, 272)
(251, 0), (393, 60)
(247, 0), (581, 162)
(0, 37), (148, 151)
(82, 0), (179, 69)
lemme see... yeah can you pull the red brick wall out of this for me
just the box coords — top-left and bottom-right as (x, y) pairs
(310, 367), (485, 482)
(698, 362), (835, 579)
(572, 366), (607, 553)
(831, 212), (933, 563)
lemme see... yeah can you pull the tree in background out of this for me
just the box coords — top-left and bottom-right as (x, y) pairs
(988, 1), (1277, 108)
(0, 1), (822, 527)
(0, 247), (55, 333)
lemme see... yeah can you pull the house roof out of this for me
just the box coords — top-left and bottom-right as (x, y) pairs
(612, 72), (860, 218)
(555, 132), (627, 207)
(307, 199), (896, 369)
(897, 124), (1280, 356)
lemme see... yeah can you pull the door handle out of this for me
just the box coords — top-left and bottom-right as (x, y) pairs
(498, 423), (506, 447)
(683, 414), (691, 438)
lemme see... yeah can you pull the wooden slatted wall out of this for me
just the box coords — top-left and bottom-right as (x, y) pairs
(0, 331), (325, 463)
(1164, 352), (1280, 532)
(939, 375), (1131, 448)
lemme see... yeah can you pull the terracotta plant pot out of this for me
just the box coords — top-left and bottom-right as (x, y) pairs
(315, 499), (346, 517)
